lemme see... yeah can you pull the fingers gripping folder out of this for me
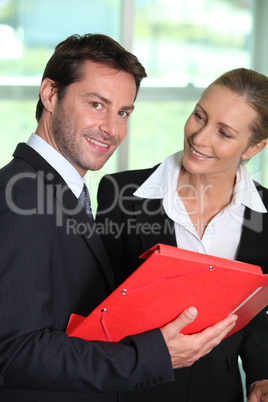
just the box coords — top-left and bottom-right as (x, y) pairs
(66, 244), (268, 342)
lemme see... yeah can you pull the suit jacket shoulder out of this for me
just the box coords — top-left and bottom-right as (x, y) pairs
(98, 165), (159, 197)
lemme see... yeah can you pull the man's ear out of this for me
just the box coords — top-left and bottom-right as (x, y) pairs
(242, 139), (267, 161)
(39, 78), (57, 113)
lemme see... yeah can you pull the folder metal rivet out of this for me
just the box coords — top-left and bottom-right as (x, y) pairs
(209, 266), (213, 270)
(101, 308), (108, 313)
(121, 289), (127, 295)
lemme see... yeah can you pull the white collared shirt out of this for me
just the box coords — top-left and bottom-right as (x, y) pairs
(27, 133), (85, 198)
(134, 151), (267, 260)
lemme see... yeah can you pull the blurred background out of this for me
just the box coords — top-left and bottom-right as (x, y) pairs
(0, 0), (267, 210)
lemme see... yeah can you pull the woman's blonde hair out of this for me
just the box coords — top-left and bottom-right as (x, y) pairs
(211, 68), (268, 146)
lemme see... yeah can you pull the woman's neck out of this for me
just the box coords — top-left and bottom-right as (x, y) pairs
(177, 167), (236, 238)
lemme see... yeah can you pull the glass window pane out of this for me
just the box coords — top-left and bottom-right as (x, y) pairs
(133, 0), (253, 83)
(129, 100), (195, 168)
(0, 99), (36, 165)
(0, 0), (121, 77)
(247, 149), (268, 188)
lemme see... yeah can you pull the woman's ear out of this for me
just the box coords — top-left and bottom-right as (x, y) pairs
(39, 78), (57, 113)
(242, 139), (267, 161)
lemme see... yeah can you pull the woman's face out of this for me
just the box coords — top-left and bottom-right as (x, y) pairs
(182, 84), (265, 179)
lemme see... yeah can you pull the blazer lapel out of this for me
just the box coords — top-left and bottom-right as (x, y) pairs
(133, 198), (177, 253)
(56, 186), (115, 289)
(14, 143), (115, 291)
(236, 206), (267, 270)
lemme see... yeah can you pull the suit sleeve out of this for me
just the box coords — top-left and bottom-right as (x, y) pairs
(0, 183), (174, 393)
(240, 307), (268, 390)
(237, 189), (268, 391)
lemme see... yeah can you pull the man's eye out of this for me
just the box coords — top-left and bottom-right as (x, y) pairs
(119, 111), (129, 118)
(90, 102), (101, 109)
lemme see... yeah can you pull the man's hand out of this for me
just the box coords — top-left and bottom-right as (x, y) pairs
(247, 381), (268, 402)
(160, 307), (237, 369)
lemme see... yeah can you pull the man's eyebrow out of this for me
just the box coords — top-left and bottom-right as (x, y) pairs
(121, 104), (135, 112)
(86, 92), (134, 111)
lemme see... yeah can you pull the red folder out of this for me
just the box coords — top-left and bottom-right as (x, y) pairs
(66, 244), (268, 342)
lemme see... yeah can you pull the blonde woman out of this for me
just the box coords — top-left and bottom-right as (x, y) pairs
(97, 68), (268, 402)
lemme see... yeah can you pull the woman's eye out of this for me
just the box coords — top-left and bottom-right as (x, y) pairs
(193, 111), (204, 121)
(219, 130), (231, 139)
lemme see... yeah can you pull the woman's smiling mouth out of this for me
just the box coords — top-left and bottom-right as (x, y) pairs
(190, 144), (213, 159)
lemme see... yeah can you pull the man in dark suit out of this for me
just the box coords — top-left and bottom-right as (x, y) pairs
(0, 33), (237, 402)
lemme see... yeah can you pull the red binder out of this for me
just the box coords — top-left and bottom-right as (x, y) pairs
(66, 244), (268, 342)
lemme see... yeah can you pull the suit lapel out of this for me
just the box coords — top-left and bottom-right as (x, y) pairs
(14, 143), (115, 291)
(236, 206), (267, 271)
(56, 185), (115, 289)
(133, 198), (177, 253)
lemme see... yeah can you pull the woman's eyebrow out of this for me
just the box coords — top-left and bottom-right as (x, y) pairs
(196, 103), (239, 134)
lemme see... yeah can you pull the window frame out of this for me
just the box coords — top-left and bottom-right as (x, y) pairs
(0, 0), (267, 176)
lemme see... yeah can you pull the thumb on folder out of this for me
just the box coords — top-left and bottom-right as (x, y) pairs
(160, 307), (237, 369)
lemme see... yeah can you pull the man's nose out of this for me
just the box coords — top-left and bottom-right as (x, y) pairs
(99, 112), (118, 137)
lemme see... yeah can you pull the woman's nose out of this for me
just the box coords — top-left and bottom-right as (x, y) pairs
(191, 125), (212, 146)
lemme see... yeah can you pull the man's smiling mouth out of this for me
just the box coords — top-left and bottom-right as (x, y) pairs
(85, 136), (109, 148)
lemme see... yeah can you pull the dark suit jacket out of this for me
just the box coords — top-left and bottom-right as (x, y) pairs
(0, 145), (174, 402)
(96, 165), (268, 402)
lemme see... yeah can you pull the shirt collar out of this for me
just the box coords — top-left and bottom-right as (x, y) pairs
(134, 151), (182, 199)
(27, 133), (84, 198)
(233, 163), (267, 212)
(134, 151), (267, 213)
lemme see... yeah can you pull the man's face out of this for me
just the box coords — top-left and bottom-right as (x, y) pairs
(48, 61), (137, 176)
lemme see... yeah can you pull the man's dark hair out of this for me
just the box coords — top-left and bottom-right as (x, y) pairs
(35, 33), (147, 122)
